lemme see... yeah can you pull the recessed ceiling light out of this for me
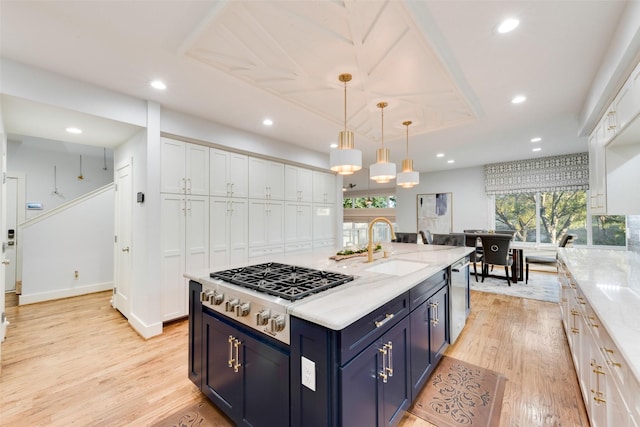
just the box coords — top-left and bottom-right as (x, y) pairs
(263, 118), (273, 126)
(498, 18), (520, 34)
(436, 153), (445, 158)
(66, 127), (82, 134)
(530, 137), (542, 142)
(511, 95), (526, 104)
(330, 143), (338, 149)
(447, 160), (455, 164)
(150, 80), (166, 90)
(532, 147), (542, 152)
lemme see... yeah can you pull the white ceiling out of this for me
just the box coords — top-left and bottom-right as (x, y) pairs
(0, 0), (632, 183)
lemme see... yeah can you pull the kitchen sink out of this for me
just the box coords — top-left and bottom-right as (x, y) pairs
(364, 259), (429, 276)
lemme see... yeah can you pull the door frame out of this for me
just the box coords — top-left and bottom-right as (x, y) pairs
(5, 172), (26, 293)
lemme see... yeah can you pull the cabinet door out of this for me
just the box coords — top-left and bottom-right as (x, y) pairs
(185, 196), (209, 273)
(284, 203), (312, 243)
(266, 201), (284, 246)
(210, 149), (231, 197)
(341, 316), (410, 427)
(241, 330), (290, 427)
(186, 143), (210, 195)
(249, 157), (269, 199)
(161, 138), (186, 194)
(410, 296), (433, 397)
(228, 153), (248, 198)
(210, 197), (231, 269)
(313, 204), (336, 242)
(161, 194), (186, 321)
(589, 126), (607, 215)
(228, 199), (248, 266)
(313, 171), (336, 204)
(429, 285), (449, 364)
(202, 313), (242, 420)
(248, 200), (268, 247)
(266, 161), (285, 200)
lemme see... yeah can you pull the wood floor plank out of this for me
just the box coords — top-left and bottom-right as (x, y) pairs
(1, 285), (589, 427)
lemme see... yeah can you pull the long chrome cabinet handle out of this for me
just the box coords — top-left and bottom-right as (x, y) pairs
(228, 335), (235, 368)
(378, 346), (388, 383)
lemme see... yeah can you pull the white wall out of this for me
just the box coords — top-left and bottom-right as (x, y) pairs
(395, 166), (491, 233)
(20, 186), (114, 304)
(7, 138), (114, 218)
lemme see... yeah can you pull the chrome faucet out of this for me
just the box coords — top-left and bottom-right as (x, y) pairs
(367, 217), (396, 262)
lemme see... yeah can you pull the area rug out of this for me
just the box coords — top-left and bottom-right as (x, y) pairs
(470, 269), (560, 303)
(150, 400), (232, 427)
(409, 356), (507, 427)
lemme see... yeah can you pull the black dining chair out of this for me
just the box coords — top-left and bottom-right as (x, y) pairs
(419, 230), (433, 244)
(393, 232), (418, 243)
(431, 233), (465, 247)
(525, 233), (576, 283)
(477, 233), (513, 286)
(464, 233), (483, 282)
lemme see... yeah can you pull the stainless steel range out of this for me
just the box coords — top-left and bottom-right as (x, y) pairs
(200, 262), (354, 344)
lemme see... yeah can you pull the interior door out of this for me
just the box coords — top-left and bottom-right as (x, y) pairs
(4, 176), (18, 292)
(1, 132), (7, 370)
(114, 159), (133, 318)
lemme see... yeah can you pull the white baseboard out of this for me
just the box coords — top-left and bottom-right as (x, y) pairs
(128, 313), (163, 339)
(18, 282), (113, 305)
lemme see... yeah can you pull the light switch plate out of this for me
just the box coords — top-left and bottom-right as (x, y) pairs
(301, 356), (316, 391)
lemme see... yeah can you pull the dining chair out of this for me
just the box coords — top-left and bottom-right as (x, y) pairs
(464, 233), (483, 282)
(393, 232), (418, 243)
(525, 233), (577, 283)
(431, 233), (465, 247)
(419, 230), (433, 244)
(477, 233), (513, 286)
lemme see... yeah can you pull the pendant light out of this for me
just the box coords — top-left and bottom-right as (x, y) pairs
(369, 102), (396, 183)
(329, 73), (362, 175)
(397, 120), (420, 188)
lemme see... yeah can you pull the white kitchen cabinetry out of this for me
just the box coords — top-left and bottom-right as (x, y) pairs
(284, 202), (312, 252)
(312, 171), (337, 204)
(161, 194), (209, 321)
(248, 199), (284, 257)
(285, 165), (312, 202)
(210, 196), (248, 270)
(210, 149), (248, 198)
(249, 157), (284, 200)
(588, 127), (607, 215)
(558, 260), (639, 427)
(161, 138), (209, 195)
(312, 203), (336, 248)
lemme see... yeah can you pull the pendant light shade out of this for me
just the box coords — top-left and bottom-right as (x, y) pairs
(396, 121), (419, 188)
(369, 102), (396, 183)
(330, 73), (362, 175)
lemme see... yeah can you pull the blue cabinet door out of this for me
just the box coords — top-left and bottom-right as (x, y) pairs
(340, 316), (410, 427)
(202, 311), (290, 427)
(410, 297), (433, 399)
(429, 285), (449, 364)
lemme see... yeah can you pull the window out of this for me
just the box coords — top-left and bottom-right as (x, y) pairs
(495, 190), (626, 247)
(342, 194), (397, 247)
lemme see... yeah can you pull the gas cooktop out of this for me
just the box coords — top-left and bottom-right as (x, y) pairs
(209, 262), (354, 301)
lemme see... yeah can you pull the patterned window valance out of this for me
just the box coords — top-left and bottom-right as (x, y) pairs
(484, 152), (589, 195)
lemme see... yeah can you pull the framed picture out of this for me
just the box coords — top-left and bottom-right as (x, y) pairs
(417, 193), (452, 234)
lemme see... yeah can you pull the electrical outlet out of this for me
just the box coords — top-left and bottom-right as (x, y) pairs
(74, 270), (79, 279)
(301, 356), (316, 391)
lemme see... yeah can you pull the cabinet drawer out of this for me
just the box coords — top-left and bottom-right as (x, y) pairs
(409, 269), (448, 310)
(339, 291), (410, 364)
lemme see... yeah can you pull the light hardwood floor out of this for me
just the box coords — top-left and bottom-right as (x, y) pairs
(1, 285), (589, 426)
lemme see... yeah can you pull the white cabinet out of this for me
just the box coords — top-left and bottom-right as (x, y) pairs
(609, 61), (640, 137)
(312, 171), (337, 204)
(249, 157), (284, 200)
(161, 194), (209, 321)
(210, 149), (248, 198)
(161, 138), (209, 195)
(312, 204), (336, 248)
(588, 128), (607, 215)
(285, 165), (312, 202)
(558, 260), (639, 427)
(248, 200), (284, 256)
(284, 202), (312, 251)
(210, 197), (248, 270)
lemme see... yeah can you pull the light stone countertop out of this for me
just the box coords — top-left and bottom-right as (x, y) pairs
(558, 248), (640, 383)
(186, 243), (474, 331)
